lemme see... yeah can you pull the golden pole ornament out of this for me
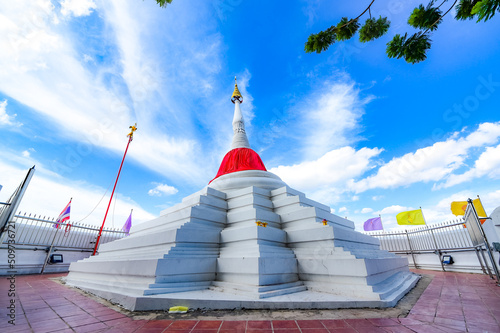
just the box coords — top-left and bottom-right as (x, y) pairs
(127, 123), (138, 140)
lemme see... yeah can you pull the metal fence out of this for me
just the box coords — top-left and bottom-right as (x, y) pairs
(0, 212), (126, 252)
(364, 219), (496, 276)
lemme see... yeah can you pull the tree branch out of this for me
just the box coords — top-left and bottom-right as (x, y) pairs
(336, 0), (376, 31)
(424, 0), (458, 33)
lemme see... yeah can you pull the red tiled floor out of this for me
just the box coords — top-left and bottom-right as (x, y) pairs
(30, 317), (71, 332)
(139, 319), (173, 330)
(72, 322), (108, 333)
(193, 320), (222, 329)
(321, 319), (351, 329)
(5, 270), (500, 333)
(165, 319), (198, 330)
(272, 320), (298, 329)
(296, 319), (325, 329)
(247, 320), (272, 329)
(220, 321), (246, 330)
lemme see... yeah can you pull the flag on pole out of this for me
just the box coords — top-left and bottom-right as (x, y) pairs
(53, 199), (71, 229)
(363, 216), (383, 231)
(451, 201), (468, 216)
(396, 209), (425, 225)
(451, 198), (487, 218)
(122, 210), (132, 235)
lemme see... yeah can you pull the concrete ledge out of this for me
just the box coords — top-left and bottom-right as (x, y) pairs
(70, 277), (419, 311)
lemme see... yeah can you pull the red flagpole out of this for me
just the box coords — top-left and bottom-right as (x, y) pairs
(93, 124), (137, 256)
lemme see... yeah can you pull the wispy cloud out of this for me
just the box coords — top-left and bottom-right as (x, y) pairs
(60, 0), (96, 17)
(0, 0), (233, 188)
(434, 143), (500, 189)
(0, 155), (156, 227)
(270, 146), (382, 205)
(350, 122), (500, 193)
(300, 78), (374, 159)
(0, 100), (22, 127)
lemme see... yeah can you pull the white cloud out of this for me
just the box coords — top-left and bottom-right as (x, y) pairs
(60, 0), (96, 17)
(372, 195), (383, 201)
(351, 122), (500, 193)
(377, 205), (411, 215)
(301, 79), (374, 159)
(148, 183), (179, 197)
(21, 148), (35, 157)
(361, 207), (373, 214)
(0, 0), (226, 187)
(270, 146), (382, 204)
(435, 143), (500, 189)
(0, 158), (156, 227)
(0, 100), (21, 126)
(338, 207), (347, 213)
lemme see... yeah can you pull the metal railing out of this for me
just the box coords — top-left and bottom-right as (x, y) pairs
(0, 212), (127, 252)
(364, 219), (495, 274)
(367, 219), (472, 251)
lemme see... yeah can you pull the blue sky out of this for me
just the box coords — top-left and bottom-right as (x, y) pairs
(1, 0), (500, 231)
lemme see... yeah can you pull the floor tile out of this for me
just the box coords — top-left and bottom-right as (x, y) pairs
(321, 319), (350, 329)
(220, 321), (246, 329)
(272, 320), (298, 329)
(247, 320), (272, 329)
(166, 320), (198, 330)
(296, 320), (325, 329)
(193, 320), (222, 329)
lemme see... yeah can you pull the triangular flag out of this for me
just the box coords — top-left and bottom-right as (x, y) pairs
(122, 211), (132, 235)
(396, 209), (425, 225)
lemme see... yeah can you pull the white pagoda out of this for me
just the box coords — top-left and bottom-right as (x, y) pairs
(65, 80), (419, 311)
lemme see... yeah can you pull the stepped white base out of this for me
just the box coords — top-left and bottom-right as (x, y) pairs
(65, 172), (420, 311)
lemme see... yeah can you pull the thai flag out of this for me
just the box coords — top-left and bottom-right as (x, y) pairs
(53, 199), (71, 229)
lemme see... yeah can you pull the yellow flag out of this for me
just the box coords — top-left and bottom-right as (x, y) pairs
(396, 209), (426, 225)
(450, 199), (487, 218)
(451, 201), (468, 216)
(473, 198), (487, 218)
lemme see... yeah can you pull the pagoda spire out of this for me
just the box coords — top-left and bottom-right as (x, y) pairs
(230, 77), (250, 150)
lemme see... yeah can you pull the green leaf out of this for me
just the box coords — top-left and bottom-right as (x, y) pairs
(386, 32), (432, 64)
(155, 0), (173, 8)
(455, 0), (481, 20)
(335, 17), (360, 41)
(472, 0), (500, 22)
(305, 27), (337, 53)
(386, 34), (405, 59)
(359, 16), (391, 43)
(408, 3), (443, 31)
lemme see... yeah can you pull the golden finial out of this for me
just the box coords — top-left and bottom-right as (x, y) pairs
(127, 123), (137, 141)
(231, 76), (243, 104)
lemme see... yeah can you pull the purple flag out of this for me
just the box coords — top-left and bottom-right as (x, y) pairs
(363, 216), (383, 231)
(122, 211), (132, 235)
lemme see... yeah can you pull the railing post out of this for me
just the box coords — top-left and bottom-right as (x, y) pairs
(405, 229), (418, 269)
(40, 225), (60, 274)
(430, 228), (445, 272)
(474, 246), (487, 275)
